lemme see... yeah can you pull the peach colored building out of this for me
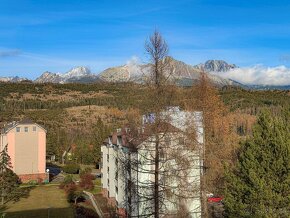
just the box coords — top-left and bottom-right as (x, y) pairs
(0, 119), (47, 182)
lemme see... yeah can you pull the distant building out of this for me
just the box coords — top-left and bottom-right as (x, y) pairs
(0, 119), (47, 182)
(101, 107), (204, 217)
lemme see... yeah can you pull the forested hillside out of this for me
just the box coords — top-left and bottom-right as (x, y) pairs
(0, 82), (289, 162)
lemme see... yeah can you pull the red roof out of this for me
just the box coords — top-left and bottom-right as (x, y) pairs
(104, 122), (180, 150)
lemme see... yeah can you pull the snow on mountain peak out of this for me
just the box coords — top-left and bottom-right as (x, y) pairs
(63, 66), (92, 79)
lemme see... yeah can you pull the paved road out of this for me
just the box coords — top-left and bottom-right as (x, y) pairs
(83, 190), (104, 218)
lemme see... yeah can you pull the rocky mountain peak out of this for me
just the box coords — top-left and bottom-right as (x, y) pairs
(195, 60), (237, 72)
(63, 66), (92, 79)
(0, 76), (28, 83)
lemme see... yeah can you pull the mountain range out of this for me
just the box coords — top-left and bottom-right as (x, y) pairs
(0, 58), (289, 89)
(100, 57), (244, 87)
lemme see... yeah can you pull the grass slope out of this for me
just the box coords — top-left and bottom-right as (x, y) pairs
(4, 186), (74, 218)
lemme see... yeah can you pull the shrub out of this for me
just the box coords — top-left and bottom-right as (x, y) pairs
(64, 183), (77, 194)
(59, 174), (74, 189)
(27, 180), (37, 186)
(80, 167), (92, 177)
(65, 183), (84, 204)
(63, 163), (80, 174)
(79, 173), (95, 190)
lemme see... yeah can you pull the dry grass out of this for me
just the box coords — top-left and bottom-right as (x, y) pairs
(65, 105), (126, 128)
(6, 90), (112, 102)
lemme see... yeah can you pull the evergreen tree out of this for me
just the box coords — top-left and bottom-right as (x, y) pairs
(0, 145), (20, 205)
(93, 117), (110, 163)
(224, 110), (290, 218)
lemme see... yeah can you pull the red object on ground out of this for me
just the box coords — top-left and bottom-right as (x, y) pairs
(207, 196), (223, 203)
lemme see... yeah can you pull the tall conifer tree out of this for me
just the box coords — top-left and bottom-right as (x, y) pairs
(0, 145), (19, 205)
(224, 110), (290, 218)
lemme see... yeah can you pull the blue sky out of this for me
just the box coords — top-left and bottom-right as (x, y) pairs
(1, 0), (290, 79)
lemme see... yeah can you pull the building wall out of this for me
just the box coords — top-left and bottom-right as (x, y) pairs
(101, 145), (108, 192)
(100, 109), (203, 217)
(38, 131), (46, 174)
(7, 132), (15, 171)
(135, 133), (202, 217)
(1, 123), (46, 181)
(14, 124), (39, 174)
(101, 144), (127, 211)
(108, 146), (116, 198)
(0, 133), (8, 151)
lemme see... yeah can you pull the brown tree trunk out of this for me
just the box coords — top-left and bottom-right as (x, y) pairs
(154, 139), (160, 218)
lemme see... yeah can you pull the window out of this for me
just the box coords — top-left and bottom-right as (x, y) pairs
(24, 127), (28, 132)
(33, 126), (36, 131)
(107, 167), (109, 173)
(117, 137), (122, 145)
(178, 137), (185, 145)
(16, 127), (20, 132)
(108, 191), (110, 198)
(160, 149), (165, 160)
(107, 154), (109, 162)
(165, 137), (171, 146)
(115, 186), (118, 193)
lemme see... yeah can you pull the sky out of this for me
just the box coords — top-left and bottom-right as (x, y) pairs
(1, 0), (290, 83)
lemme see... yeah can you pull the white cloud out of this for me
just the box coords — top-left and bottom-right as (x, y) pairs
(213, 65), (290, 86)
(126, 56), (144, 78)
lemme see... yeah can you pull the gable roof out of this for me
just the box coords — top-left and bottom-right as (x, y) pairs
(103, 108), (204, 150)
(104, 122), (181, 150)
(1, 119), (47, 134)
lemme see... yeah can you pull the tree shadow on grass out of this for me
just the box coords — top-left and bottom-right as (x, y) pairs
(0, 205), (8, 216)
(4, 207), (74, 218)
(5, 186), (35, 205)
(74, 204), (99, 218)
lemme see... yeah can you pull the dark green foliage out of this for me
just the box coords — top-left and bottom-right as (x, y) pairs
(63, 164), (80, 174)
(0, 82), (142, 112)
(221, 87), (290, 113)
(0, 82), (289, 166)
(0, 146), (20, 205)
(80, 167), (92, 177)
(73, 139), (95, 165)
(224, 109), (290, 218)
(64, 183), (83, 204)
(59, 174), (74, 189)
(93, 117), (111, 163)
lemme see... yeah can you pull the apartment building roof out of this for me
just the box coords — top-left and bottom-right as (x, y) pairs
(1, 118), (46, 134)
(104, 122), (181, 150)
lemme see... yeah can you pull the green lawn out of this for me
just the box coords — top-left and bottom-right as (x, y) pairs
(91, 178), (102, 194)
(4, 186), (74, 218)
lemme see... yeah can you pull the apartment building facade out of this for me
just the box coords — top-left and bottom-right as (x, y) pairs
(0, 119), (47, 182)
(101, 108), (204, 217)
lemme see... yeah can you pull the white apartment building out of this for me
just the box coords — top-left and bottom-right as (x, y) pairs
(101, 107), (204, 217)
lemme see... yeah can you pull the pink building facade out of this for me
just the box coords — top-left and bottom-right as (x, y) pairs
(0, 119), (47, 183)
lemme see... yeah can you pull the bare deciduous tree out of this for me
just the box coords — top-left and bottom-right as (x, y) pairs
(116, 30), (203, 218)
(185, 72), (239, 217)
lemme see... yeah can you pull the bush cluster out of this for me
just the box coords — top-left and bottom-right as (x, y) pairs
(79, 173), (95, 190)
(63, 163), (80, 174)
